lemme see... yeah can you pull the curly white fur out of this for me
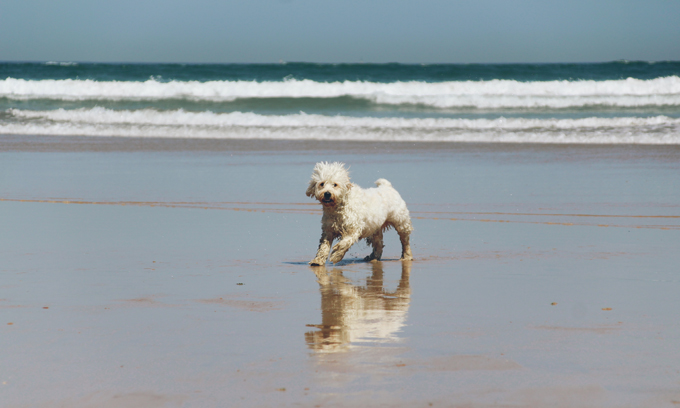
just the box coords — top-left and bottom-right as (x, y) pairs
(306, 162), (414, 265)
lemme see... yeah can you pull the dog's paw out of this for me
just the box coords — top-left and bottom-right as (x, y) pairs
(400, 255), (414, 261)
(309, 259), (325, 266)
(329, 252), (344, 264)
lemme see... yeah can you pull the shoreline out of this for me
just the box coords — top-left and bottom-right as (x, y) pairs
(2, 134), (680, 155)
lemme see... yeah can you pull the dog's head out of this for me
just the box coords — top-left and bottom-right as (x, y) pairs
(305, 162), (352, 207)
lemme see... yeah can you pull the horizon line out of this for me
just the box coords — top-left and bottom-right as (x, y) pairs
(2, 59), (678, 66)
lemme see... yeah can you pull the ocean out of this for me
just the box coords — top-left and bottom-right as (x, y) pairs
(1, 61), (679, 144)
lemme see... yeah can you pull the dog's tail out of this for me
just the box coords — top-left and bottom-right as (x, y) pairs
(375, 178), (392, 187)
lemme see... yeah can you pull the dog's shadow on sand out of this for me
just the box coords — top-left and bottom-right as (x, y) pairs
(284, 258), (406, 267)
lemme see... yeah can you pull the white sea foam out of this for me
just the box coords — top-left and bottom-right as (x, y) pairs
(3, 108), (679, 144)
(2, 77), (680, 108)
(7, 107), (680, 129)
(44, 62), (78, 66)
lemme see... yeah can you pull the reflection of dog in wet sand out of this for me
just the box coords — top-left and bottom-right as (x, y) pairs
(305, 162), (414, 265)
(306, 262), (411, 352)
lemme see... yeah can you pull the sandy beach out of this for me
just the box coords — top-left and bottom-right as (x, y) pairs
(1, 136), (679, 407)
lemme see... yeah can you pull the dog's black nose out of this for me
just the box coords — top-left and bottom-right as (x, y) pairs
(324, 192), (331, 199)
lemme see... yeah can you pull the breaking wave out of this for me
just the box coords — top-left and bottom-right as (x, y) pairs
(2, 76), (680, 109)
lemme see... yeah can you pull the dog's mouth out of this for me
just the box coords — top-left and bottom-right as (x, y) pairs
(320, 197), (335, 206)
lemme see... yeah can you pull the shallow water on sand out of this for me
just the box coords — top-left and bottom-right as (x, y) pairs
(1, 139), (679, 407)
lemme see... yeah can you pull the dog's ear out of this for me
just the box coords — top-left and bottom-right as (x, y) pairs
(346, 183), (353, 191)
(305, 180), (316, 198)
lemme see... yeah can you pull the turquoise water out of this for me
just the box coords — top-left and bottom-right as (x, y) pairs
(1, 61), (679, 143)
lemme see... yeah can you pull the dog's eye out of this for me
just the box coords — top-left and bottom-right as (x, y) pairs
(319, 182), (324, 187)
(333, 183), (338, 187)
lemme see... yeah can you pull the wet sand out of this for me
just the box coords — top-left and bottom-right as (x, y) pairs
(1, 136), (679, 407)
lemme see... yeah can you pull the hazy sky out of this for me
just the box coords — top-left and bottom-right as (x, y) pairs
(1, 0), (679, 63)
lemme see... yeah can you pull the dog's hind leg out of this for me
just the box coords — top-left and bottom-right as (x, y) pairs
(363, 230), (384, 262)
(396, 222), (414, 261)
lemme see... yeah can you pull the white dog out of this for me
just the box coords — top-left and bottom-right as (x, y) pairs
(306, 162), (413, 265)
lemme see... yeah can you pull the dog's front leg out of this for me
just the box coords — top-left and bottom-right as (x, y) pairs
(310, 231), (334, 266)
(329, 232), (360, 264)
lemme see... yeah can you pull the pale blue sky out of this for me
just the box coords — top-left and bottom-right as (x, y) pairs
(1, 0), (679, 63)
